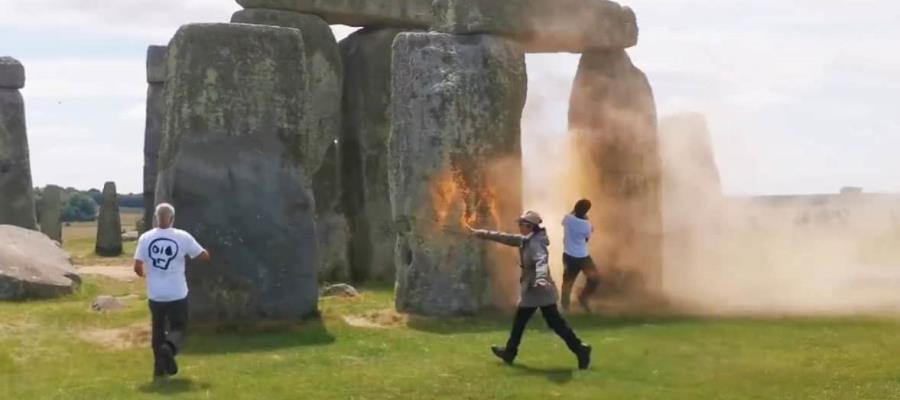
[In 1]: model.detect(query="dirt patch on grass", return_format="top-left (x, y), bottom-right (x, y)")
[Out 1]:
top-left (343, 309), bottom-right (409, 329)
top-left (77, 266), bottom-right (137, 282)
top-left (80, 323), bottom-right (149, 350)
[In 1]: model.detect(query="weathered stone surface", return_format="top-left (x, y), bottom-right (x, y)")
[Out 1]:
top-left (95, 181), bottom-right (123, 257)
top-left (39, 185), bottom-right (63, 243)
top-left (432, 0), bottom-right (638, 53)
top-left (0, 56), bottom-right (25, 89)
top-left (157, 23), bottom-right (330, 323)
top-left (321, 283), bottom-right (359, 297)
top-left (339, 28), bottom-right (404, 283)
top-left (569, 49), bottom-right (662, 296)
top-left (146, 45), bottom-right (167, 84)
top-left (143, 46), bottom-right (167, 232)
top-left (390, 33), bottom-right (526, 316)
top-left (0, 225), bottom-right (79, 300)
top-left (232, 9), bottom-right (349, 283)
top-left (0, 88), bottom-right (37, 230)
top-left (236, 0), bottom-right (431, 28)
top-left (91, 295), bottom-right (125, 312)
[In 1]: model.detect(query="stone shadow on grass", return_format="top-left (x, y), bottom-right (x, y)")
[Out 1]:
top-left (510, 364), bottom-right (574, 384)
top-left (138, 378), bottom-right (211, 394)
top-left (186, 317), bottom-right (336, 354)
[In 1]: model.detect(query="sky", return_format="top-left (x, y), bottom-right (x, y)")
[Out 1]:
top-left (0, 0), bottom-right (897, 195)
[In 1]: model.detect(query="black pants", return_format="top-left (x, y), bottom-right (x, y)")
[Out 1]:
top-left (506, 304), bottom-right (583, 355)
top-left (149, 298), bottom-right (188, 373)
top-left (561, 254), bottom-right (600, 308)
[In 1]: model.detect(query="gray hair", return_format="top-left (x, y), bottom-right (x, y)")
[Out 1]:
top-left (155, 203), bottom-right (175, 220)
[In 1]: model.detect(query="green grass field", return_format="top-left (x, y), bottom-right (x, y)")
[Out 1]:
top-left (63, 209), bottom-right (140, 266)
top-left (1, 274), bottom-right (899, 400)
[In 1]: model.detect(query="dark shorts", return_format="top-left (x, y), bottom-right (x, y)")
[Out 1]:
top-left (563, 253), bottom-right (596, 280)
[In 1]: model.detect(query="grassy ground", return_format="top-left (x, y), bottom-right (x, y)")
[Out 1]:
top-left (63, 210), bottom-right (141, 266)
top-left (1, 274), bottom-right (899, 400)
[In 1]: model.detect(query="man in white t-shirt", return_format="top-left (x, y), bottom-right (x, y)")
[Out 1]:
top-left (133, 203), bottom-right (210, 379)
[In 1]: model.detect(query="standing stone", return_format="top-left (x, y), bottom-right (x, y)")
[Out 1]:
top-left (390, 33), bottom-right (526, 316)
top-left (0, 56), bottom-right (37, 231)
top-left (143, 45), bottom-right (167, 232)
top-left (157, 23), bottom-right (333, 323)
top-left (231, 9), bottom-right (349, 284)
top-left (339, 28), bottom-right (404, 283)
top-left (236, 0), bottom-right (432, 28)
top-left (39, 185), bottom-right (63, 243)
top-left (95, 182), bottom-right (123, 257)
top-left (569, 49), bottom-right (662, 296)
top-left (432, 0), bottom-right (638, 53)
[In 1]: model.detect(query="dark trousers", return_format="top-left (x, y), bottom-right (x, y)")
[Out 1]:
top-left (149, 298), bottom-right (188, 373)
top-left (561, 254), bottom-right (600, 308)
top-left (506, 304), bottom-right (583, 354)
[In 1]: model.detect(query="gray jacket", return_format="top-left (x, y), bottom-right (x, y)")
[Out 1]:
top-left (475, 228), bottom-right (559, 308)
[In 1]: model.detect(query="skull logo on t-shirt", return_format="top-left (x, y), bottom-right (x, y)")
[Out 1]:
top-left (149, 238), bottom-right (180, 270)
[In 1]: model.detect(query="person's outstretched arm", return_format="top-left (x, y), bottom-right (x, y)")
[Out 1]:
top-left (468, 227), bottom-right (524, 247)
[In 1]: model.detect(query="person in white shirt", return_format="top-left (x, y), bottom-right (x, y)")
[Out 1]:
top-left (133, 203), bottom-right (210, 379)
top-left (561, 199), bottom-right (600, 312)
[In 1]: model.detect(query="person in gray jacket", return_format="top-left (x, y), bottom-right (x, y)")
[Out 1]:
top-left (468, 210), bottom-right (592, 369)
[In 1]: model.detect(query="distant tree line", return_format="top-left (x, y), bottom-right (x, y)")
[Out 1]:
top-left (33, 186), bottom-right (143, 222)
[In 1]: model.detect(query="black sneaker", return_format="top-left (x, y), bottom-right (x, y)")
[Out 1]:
top-left (491, 345), bottom-right (516, 365)
top-left (576, 344), bottom-right (592, 370)
top-left (159, 343), bottom-right (179, 376)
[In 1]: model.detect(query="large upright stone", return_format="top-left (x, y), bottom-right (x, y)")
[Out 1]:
top-left (143, 45), bottom-right (167, 232)
top-left (0, 56), bottom-right (37, 230)
top-left (231, 9), bottom-right (349, 283)
top-left (95, 181), bottom-right (123, 256)
top-left (569, 49), bottom-right (662, 297)
top-left (236, 0), bottom-right (431, 28)
top-left (432, 0), bottom-right (638, 53)
top-left (157, 23), bottom-right (332, 323)
top-left (339, 28), bottom-right (404, 283)
top-left (39, 185), bottom-right (63, 243)
top-left (391, 33), bottom-right (526, 316)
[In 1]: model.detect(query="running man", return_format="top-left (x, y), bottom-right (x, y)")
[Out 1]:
top-left (133, 203), bottom-right (210, 379)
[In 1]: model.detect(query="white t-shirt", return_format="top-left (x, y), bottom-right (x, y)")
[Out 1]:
top-left (562, 214), bottom-right (593, 258)
top-left (134, 227), bottom-right (205, 302)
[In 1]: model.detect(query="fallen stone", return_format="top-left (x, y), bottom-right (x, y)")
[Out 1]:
top-left (432, 0), bottom-right (638, 53)
top-left (121, 231), bottom-right (139, 242)
top-left (0, 85), bottom-right (37, 230)
top-left (38, 185), bottom-right (63, 243)
top-left (322, 283), bottom-right (359, 297)
top-left (91, 295), bottom-right (125, 312)
top-left (390, 33), bottom-right (526, 316)
top-left (0, 225), bottom-right (80, 300)
top-left (95, 182), bottom-right (123, 257)
top-left (143, 46), bottom-right (167, 232)
top-left (339, 28), bottom-right (404, 283)
top-left (236, 0), bottom-right (432, 28)
top-left (0, 56), bottom-right (25, 89)
top-left (569, 49), bottom-right (662, 296)
top-left (157, 23), bottom-right (328, 323)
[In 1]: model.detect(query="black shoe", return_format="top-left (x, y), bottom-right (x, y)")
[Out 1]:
top-left (159, 343), bottom-right (178, 376)
top-left (491, 345), bottom-right (516, 365)
top-left (576, 344), bottom-right (592, 370)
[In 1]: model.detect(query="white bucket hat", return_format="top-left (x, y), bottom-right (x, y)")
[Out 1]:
top-left (517, 210), bottom-right (543, 226)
